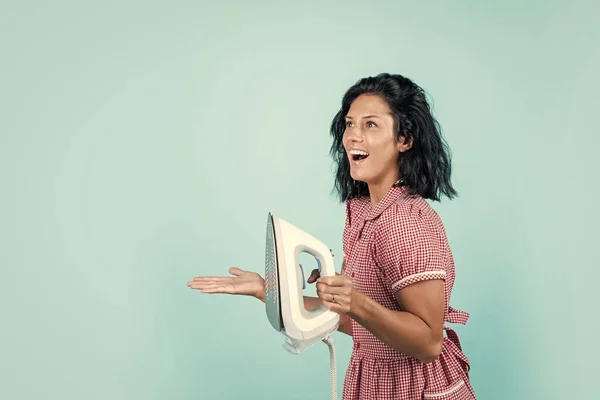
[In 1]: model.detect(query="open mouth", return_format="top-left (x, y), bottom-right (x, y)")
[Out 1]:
top-left (349, 149), bottom-right (369, 163)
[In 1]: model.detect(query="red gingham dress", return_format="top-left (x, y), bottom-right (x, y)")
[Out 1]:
top-left (341, 185), bottom-right (476, 399)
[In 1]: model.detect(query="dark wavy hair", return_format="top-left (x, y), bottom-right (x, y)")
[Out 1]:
top-left (329, 73), bottom-right (457, 202)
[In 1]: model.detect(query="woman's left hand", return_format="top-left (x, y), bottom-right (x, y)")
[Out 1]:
top-left (316, 275), bottom-right (362, 314)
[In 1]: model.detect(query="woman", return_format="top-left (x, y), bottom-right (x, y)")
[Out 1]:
top-left (188, 73), bottom-right (476, 399)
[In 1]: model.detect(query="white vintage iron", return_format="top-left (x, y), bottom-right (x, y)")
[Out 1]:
top-left (264, 212), bottom-right (340, 399)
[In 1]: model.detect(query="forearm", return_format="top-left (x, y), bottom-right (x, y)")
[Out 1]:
top-left (348, 292), bottom-right (442, 363)
top-left (302, 295), bottom-right (322, 310)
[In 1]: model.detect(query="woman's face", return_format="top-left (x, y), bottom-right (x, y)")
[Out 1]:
top-left (343, 94), bottom-right (411, 189)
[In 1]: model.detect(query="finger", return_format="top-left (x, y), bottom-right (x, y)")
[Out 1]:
top-left (316, 282), bottom-right (332, 295)
top-left (316, 282), bottom-right (346, 295)
top-left (317, 287), bottom-right (347, 306)
top-left (189, 282), bottom-right (231, 293)
top-left (228, 267), bottom-right (245, 276)
top-left (317, 275), bottom-right (347, 286)
top-left (316, 279), bottom-right (348, 292)
top-left (321, 299), bottom-right (344, 314)
top-left (188, 281), bottom-right (228, 290)
top-left (199, 286), bottom-right (229, 293)
top-left (191, 276), bottom-right (229, 282)
top-left (188, 278), bottom-right (232, 288)
top-left (316, 287), bottom-right (332, 300)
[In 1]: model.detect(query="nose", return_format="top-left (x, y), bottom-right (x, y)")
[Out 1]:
top-left (344, 125), bottom-right (364, 143)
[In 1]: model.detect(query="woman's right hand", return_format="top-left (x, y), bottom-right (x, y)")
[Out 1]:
top-left (188, 267), bottom-right (266, 301)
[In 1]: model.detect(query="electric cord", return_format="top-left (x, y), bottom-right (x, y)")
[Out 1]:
top-left (321, 335), bottom-right (337, 400)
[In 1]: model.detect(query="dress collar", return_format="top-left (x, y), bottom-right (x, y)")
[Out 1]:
top-left (361, 184), bottom-right (411, 221)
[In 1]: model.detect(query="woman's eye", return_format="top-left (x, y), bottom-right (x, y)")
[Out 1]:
top-left (346, 121), bottom-right (353, 127)
top-left (367, 121), bottom-right (376, 128)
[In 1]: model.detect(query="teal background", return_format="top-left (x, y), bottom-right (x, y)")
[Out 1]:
top-left (1, 1), bottom-right (598, 399)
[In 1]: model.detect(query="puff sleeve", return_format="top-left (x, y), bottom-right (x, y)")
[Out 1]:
top-left (374, 203), bottom-right (447, 294)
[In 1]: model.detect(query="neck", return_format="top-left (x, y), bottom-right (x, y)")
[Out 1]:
top-left (368, 176), bottom-right (402, 207)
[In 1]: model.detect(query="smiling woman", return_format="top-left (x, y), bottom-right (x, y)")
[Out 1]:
top-left (323, 73), bottom-right (475, 399)
top-left (189, 73), bottom-right (476, 400)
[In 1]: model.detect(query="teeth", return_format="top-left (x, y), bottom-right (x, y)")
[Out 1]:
top-left (349, 149), bottom-right (369, 156)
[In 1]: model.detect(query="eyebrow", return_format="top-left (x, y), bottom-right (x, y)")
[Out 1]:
top-left (345, 115), bottom-right (381, 120)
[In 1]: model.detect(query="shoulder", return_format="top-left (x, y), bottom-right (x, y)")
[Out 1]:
top-left (380, 194), bottom-right (434, 226)
top-left (375, 195), bottom-right (443, 243)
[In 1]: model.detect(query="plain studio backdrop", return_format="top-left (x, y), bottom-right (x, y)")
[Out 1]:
top-left (1, 1), bottom-right (598, 399)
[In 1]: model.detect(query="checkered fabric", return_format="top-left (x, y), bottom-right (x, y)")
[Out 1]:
top-left (341, 185), bottom-right (476, 399)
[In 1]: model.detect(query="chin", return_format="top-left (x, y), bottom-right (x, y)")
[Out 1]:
top-left (350, 171), bottom-right (371, 185)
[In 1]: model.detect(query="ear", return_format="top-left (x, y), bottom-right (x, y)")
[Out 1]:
top-left (396, 136), bottom-right (413, 153)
